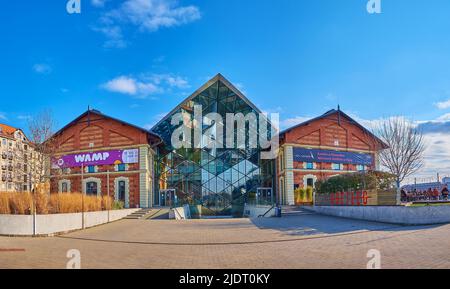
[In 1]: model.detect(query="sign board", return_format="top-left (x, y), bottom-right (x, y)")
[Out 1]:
top-left (53, 149), bottom-right (139, 168)
top-left (293, 148), bottom-right (373, 166)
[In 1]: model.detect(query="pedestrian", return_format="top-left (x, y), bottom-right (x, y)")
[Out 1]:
top-left (442, 186), bottom-right (449, 201)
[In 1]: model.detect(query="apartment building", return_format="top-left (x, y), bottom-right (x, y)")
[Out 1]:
top-left (0, 123), bottom-right (41, 192)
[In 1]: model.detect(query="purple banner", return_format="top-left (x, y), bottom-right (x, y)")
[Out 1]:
top-left (53, 149), bottom-right (139, 168)
top-left (293, 148), bottom-right (373, 166)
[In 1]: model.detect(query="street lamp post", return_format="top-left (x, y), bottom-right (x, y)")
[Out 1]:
top-left (107, 170), bottom-right (110, 223)
top-left (81, 164), bottom-right (84, 229)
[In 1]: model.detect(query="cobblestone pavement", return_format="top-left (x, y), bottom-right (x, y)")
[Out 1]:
top-left (1, 210), bottom-right (449, 269)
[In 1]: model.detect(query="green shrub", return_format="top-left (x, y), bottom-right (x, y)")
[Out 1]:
top-left (315, 171), bottom-right (396, 194)
top-left (112, 201), bottom-right (125, 210)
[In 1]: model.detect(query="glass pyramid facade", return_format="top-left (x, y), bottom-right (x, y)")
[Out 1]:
top-left (152, 75), bottom-right (275, 217)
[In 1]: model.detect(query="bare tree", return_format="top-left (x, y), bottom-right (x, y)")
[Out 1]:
top-left (27, 110), bottom-right (57, 193)
top-left (375, 117), bottom-right (426, 203)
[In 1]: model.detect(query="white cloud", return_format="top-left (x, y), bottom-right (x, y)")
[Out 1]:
top-left (421, 133), bottom-right (450, 176)
top-left (33, 64), bottom-right (52, 74)
top-left (101, 73), bottom-right (189, 98)
top-left (348, 114), bottom-right (450, 180)
top-left (92, 25), bottom-right (127, 48)
top-left (102, 76), bottom-right (161, 97)
top-left (113, 0), bottom-right (201, 32)
top-left (102, 76), bottom-right (138, 95)
top-left (94, 0), bottom-right (201, 47)
top-left (280, 116), bottom-right (312, 130)
top-left (434, 99), bottom-right (450, 110)
top-left (147, 74), bottom-right (190, 89)
top-left (91, 0), bottom-right (108, 7)
top-left (436, 113), bottom-right (450, 122)
top-left (17, 115), bottom-right (31, 120)
top-left (0, 113), bottom-right (7, 121)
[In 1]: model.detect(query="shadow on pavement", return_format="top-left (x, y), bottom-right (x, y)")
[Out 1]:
top-left (250, 209), bottom-right (443, 237)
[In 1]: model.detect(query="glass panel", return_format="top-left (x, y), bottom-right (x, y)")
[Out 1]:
top-left (153, 80), bottom-right (275, 217)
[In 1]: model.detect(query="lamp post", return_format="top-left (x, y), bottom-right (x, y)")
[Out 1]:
top-left (30, 171), bottom-right (36, 236)
top-left (81, 164), bottom-right (84, 229)
top-left (107, 170), bottom-right (110, 223)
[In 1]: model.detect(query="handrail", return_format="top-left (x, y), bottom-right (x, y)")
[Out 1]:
top-left (173, 207), bottom-right (184, 220)
top-left (258, 204), bottom-right (276, 218)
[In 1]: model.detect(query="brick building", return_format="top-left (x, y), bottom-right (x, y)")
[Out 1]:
top-left (277, 109), bottom-right (387, 205)
top-left (50, 109), bottom-right (161, 208)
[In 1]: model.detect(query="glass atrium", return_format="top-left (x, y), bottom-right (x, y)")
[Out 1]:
top-left (152, 75), bottom-right (276, 217)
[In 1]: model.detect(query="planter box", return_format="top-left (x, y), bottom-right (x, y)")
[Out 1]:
top-left (0, 209), bottom-right (139, 236)
top-left (315, 190), bottom-right (397, 206)
top-left (308, 205), bottom-right (450, 225)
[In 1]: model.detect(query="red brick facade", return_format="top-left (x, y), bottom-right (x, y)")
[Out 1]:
top-left (50, 110), bottom-right (160, 208)
top-left (277, 109), bottom-right (387, 205)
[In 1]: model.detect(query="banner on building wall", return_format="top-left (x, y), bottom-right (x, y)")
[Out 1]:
top-left (293, 148), bottom-right (373, 166)
top-left (53, 149), bottom-right (139, 168)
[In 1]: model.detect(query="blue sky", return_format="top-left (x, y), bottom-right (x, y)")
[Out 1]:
top-left (1, 0), bottom-right (450, 178)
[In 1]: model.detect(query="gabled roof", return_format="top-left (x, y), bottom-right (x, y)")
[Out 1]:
top-left (280, 109), bottom-right (388, 149)
top-left (52, 109), bottom-right (161, 143)
top-left (0, 123), bottom-right (18, 138)
top-left (151, 73), bottom-right (263, 130)
top-left (0, 123), bottom-right (29, 143)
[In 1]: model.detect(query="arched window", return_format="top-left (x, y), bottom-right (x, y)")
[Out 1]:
top-left (118, 181), bottom-right (126, 202)
top-left (62, 182), bottom-right (68, 193)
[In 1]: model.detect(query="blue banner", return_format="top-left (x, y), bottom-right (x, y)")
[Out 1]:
top-left (293, 148), bottom-right (373, 166)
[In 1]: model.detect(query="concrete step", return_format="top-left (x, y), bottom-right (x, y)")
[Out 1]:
top-left (146, 208), bottom-right (171, 220)
top-left (281, 206), bottom-right (314, 216)
top-left (124, 209), bottom-right (154, 220)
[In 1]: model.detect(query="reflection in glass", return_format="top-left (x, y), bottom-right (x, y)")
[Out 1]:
top-left (153, 79), bottom-right (275, 217)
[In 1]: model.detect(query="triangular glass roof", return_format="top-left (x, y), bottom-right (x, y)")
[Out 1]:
top-left (152, 74), bottom-right (268, 148)
top-left (152, 74), bottom-right (262, 131)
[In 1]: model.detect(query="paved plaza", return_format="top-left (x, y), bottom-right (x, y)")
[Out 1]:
top-left (1, 210), bottom-right (449, 269)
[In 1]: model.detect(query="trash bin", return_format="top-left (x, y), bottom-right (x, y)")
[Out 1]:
top-left (275, 206), bottom-right (282, 218)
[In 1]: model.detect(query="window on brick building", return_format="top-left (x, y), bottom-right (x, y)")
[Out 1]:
top-left (306, 162), bottom-right (314, 170)
top-left (332, 163), bottom-right (343, 171)
top-left (86, 182), bottom-right (98, 196)
top-left (118, 164), bottom-right (126, 172)
top-left (357, 165), bottom-right (366, 171)
top-left (62, 182), bottom-right (68, 193)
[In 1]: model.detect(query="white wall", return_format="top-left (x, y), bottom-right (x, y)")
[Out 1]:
top-left (310, 205), bottom-right (450, 225)
top-left (0, 209), bottom-right (139, 236)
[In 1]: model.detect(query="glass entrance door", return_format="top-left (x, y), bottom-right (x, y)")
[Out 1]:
top-left (160, 189), bottom-right (177, 207)
top-left (256, 188), bottom-right (273, 206)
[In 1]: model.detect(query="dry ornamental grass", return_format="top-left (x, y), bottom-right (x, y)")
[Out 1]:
top-left (0, 192), bottom-right (116, 215)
